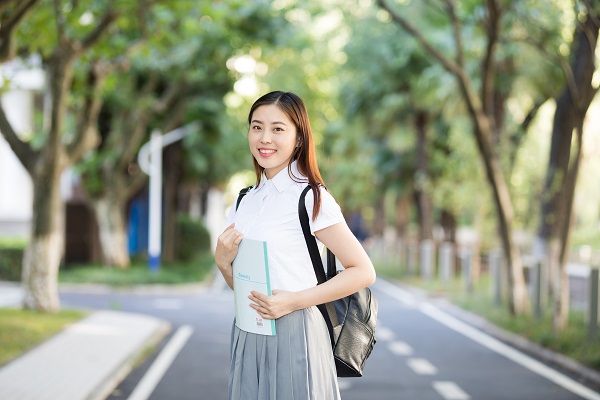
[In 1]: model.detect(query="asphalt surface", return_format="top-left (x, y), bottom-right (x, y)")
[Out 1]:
top-left (56, 278), bottom-right (600, 400)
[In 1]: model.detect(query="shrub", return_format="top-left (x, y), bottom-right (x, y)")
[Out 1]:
top-left (0, 245), bottom-right (25, 281)
top-left (176, 214), bottom-right (211, 262)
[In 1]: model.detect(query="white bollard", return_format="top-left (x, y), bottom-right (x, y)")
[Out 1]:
top-left (420, 239), bottom-right (434, 280)
top-left (439, 242), bottom-right (454, 282)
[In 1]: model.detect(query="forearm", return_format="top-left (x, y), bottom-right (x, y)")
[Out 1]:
top-left (294, 263), bottom-right (376, 310)
top-left (216, 262), bottom-right (234, 290)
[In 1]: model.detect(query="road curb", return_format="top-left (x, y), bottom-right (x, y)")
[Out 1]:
top-left (90, 317), bottom-right (172, 400)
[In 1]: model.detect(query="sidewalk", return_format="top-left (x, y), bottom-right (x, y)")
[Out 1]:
top-left (0, 286), bottom-right (170, 400)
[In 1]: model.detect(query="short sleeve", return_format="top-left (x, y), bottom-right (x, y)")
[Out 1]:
top-left (224, 204), bottom-right (236, 228)
top-left (304, 186), bottom-right (345, 235)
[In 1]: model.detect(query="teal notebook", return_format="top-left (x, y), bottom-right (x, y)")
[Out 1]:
top-left (232, 238), bottom-right (276, 336)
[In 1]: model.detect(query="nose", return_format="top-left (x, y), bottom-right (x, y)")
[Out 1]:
top-left (260, 130), bottom-right (272, 144)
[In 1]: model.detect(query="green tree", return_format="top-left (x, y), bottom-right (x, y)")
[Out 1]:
top-left (376, 0), bottom-right (566, 315)
top-left (66, 1), bottom-right (287, 267)
top-left (534, 1), bottom-right (600, 331)
top-left (0, 0), bottom-right (148, 312)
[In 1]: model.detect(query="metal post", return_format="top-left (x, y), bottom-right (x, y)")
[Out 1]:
top-left (148, 130), bottom-right (162, 272)
top-left (138, 123), bottom-right (198, 273)
top-left (589, 268), bottom-right (599, 341)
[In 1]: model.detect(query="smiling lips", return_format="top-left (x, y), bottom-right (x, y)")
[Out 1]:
top-left (259, 148), bottom-right (276, 157)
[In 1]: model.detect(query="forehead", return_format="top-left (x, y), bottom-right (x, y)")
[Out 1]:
top-left (251, 104), bottom-right (293, 125)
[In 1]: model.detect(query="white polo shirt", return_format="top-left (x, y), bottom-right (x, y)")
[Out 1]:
top-left (226, 162), bottom-right (345, 292)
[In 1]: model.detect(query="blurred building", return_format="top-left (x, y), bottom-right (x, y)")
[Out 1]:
top-left (0, 59), bottom-right (42, 239)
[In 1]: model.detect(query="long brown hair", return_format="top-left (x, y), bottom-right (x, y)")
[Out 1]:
top-left (248, 91), bottom-right (325, 220)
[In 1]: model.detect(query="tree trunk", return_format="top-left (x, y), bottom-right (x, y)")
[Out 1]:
top-left (459, 75), bottom-right (529, 315)
top-left (21, 163), bottom-right (64, 312)
top-left (414, 110), bottom-right (433, 241)
top-left (372, 196), bottom-right (386, 237)
top-left (163, 142), bottom-right (182, 263)
top-left (395, 193), bottom-right (411, 240)
top-left (91, 195), bottom-right (129, 268)
top-left (440, 209), bottom-right (457, 243)
top-left (535, 5), bottom-right (599, 330)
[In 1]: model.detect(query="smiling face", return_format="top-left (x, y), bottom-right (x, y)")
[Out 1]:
top-left (248, 104), bottom-right (298, 179)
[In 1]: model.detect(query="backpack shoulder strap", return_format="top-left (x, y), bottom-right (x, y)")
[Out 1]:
top-left (235, 186), bottom-right (253, 211)
top-left (298, 185), bottom-right (327, 284)
top-left (298, 184), bottom-right (338, 346)
top-left (298, 185), bottom-right (337, 282)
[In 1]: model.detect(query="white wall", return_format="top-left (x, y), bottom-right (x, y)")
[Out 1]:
top-left (0, 60), bottom-right (44, 238)
top-left (0, 90), bottom-right (34, 238)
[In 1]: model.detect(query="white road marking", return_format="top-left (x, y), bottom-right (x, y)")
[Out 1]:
top-left (407, 358), bottom-right (438, 375)
top-left (376, 326), bottom-right (395, 342)
top-left (127, 325), bottom-right (194, 400)
top-left (152, 298), bottom-right (183, 309)
top-left (388, 341), bottom-right (413, 356)
top-left (419, 303), bottom-right (600, 400)
top-left (373, 279), bottom-right (417, 307)
top-left (433, 381), bottom-right (471, 400)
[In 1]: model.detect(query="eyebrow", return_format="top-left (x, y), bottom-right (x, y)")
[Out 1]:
top-left (251, 119), bottom-right (288, 126)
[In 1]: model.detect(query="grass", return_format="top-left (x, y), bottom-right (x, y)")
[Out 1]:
top-left (0, 237), bottom-right (27, 247)
top-left (59, 252), bottom-right (215, 286)
top-left (0, 253), bottom-right (215, 369)
top-left (374, 260), bottom-right (600, 372)
top-left (0, 308), bottom-right (88, 367)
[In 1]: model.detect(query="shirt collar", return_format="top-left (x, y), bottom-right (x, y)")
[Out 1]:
top-left (256, 161), bottom-right (306, 193)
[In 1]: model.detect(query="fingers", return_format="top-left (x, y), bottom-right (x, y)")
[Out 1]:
top-left (249, 300), bottom-right (273, 320)
top-left (250, 290), bottom-right (266, 303)
top-left (218, 226), bottom-right (243, 247)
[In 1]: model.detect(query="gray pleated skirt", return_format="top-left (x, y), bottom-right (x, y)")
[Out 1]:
top-left (229, 306), bottom-right (341, 400)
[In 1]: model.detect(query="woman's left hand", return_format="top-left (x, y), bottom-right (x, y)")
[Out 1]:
top-left (248, 290), bottom-right (298, 320)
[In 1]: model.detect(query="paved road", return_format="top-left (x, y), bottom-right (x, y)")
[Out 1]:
top-left (60, 280), bottom-right (600, 400)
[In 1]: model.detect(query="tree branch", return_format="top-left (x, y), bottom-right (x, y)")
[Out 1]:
top-left (0, 102), bottom-right (37, 173)
top-left (79, 8), bottom-right (118, 52)
top-left (152, 81), bottom-right (183, 114)
top-left (440, 0), bottom-right (464, 67)
top-left (52, 0), bottom-right (66, 43)
top-left (481, 0), bottom-right (501, 129)
top-left (377, 0), bottom-right (463, 76)
top-left (66, 62), bottom-right (108, 162)
top-left (126, 169), bottom-right (148, 199)
top-left (0, 0), bottom-right (41, 62)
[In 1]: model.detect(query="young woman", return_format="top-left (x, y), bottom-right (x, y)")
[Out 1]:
top-left (215, 91), bottom-right (376, 400)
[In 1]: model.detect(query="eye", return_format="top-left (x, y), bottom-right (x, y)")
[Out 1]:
top-left (274, 127), bottom-right (284, 132)
top-left (251, 125), bottom-right (262, 131)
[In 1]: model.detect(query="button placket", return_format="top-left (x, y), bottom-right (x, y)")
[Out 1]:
top-left (258, 181), bottom-right (274, 214)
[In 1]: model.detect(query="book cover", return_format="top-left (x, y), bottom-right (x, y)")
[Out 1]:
top-left (232, 238), bottom-right (276, 336)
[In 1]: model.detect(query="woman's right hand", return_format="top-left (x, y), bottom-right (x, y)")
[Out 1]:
top-left (215, 223), bottom-right (243, 288)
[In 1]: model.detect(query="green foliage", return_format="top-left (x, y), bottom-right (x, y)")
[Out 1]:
top-left (0, 242), bottom-right (25, 282)
top-left (175, 214), bottom-right (211, 262)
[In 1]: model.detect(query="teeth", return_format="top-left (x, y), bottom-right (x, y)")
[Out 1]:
top-left (260, 149), bottom-right (276, 154)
